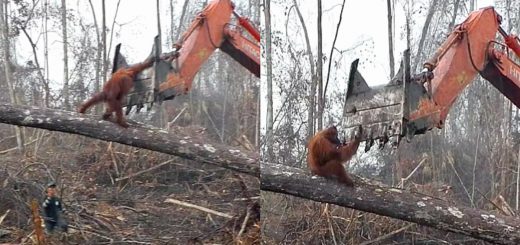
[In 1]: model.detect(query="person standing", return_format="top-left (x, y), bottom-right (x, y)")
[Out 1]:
top-left (42, 182), bottom-right (68, 233)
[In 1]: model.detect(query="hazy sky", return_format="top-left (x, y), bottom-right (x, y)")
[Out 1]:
top-left (13, 0), bottom-right (498, 132)
top-left (14, 0), bottom-right (494, 92)
top-left (266, 0), bottom-right (494, 86)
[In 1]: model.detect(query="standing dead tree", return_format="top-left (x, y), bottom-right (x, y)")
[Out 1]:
top-left (262, 162), bottom-right (520, 245)
top-left (0, 104), bottom-right (258, 177)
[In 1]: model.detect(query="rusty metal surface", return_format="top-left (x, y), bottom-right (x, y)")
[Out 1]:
top-left (159, 0), bottom-right (233, 96)
top-left (113, 0), bottom-right (260, 113)
top-left (343, 84), bottom-right (404, 114)
top-left (114, 36), bottom-right (171, 114)
top-left (340, 7), bottom-right (518, 151)
top-left (431, 7), bottom-right (500, 120)
top-left (342, 51), bottom-right (411, 150)
top-left (481, 46), bottom-right (520, 108)
top-left (221, 25), bottom-right (261, 77)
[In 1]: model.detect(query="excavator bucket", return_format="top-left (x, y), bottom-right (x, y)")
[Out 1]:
top-left (341, 50), bottom-right (430, 151)
top-left (105, 0), bottom-right (259, 119)
top-left (112, 36), bottom-right (174, 115)
top-left (341, 7), bottom-right (520, 151)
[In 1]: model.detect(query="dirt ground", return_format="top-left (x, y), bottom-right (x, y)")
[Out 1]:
top-left (0, 132), bottom-right (259, 245)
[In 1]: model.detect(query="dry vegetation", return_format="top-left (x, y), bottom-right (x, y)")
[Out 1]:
top-left (262, 0), bottom-right (520, 243)
top-left (262, 188), bottom-right (503, 245)
top-left (0, 0), bottom-right (260, 243)
top-left (0, 126), bottom-right (259, 245)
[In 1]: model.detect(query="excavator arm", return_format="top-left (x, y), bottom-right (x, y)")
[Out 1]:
top-left (481, 27), bottom-right (520, 107)
top-left (342, 7), bottom-right (520, 151)
top-left (112, 0), bottom-right (260, 113)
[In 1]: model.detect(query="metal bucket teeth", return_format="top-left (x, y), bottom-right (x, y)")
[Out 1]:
top-left (341, 50), bottom-right (412, 151)
top-left (125, 105), bottom-right (133, 115)
top-left (116, 35), bottom-right (173, 116)
top-left (136, 104), bottom-right (144, 113)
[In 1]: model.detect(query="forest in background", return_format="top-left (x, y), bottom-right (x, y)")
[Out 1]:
top-left (261, 0), bottom-right (520, 244)
top-left (0, 0), bottom-right (260, 244)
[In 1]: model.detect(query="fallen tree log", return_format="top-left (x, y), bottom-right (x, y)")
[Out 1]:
top-left (0, 104), bottom-right (258, 177)
top-left (261, 162), bottom-right (520, 245)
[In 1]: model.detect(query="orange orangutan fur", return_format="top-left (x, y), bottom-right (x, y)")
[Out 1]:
top-left (78, 59), bottom-right (154, 127)
top-left (307, 126), bottom-right (361, 186)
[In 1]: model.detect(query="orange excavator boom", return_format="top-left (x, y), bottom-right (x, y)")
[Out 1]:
top-left (341, 7), bottom-right (520, 151)
top-left (112, 0), bottom-right (260, 113)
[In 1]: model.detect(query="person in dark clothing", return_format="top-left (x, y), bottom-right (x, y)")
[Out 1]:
top-left (42, 182), bottom-right (68, 233)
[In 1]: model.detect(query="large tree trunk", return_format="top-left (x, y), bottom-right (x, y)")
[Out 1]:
top-left (516, 146), bottom-right (520, 210)
top-left (0, 104), bottom-right (259, 177)
top-left (412, 0), bottom-right (439, 72)
top-left (20, 28), bottom-right (46, 108)
top-left (324, 0), bottom-right (346, 115)
top-left (1, 0), bottom-right (25, 153)
top-left (387, 0), bottom-right (395, 78)
top-left (169, 0), bottom-right (175, 46)
top-left (264, 0), bottom-right (274, 161)
top-left (61, 0), bottom-right (70, 110)
top-left (156, 0), bottom-right (165, 128)
top-left (447, 0), bottom-right (460, 31)
top-left (43, 0), bottom-right (50, 107)
top-left (174, 0), bottom-right (190, 42)
top-left (261, 162), bottom-right (520, 245)
top-left (317, 0), bottom-right (323, 129)
top-left (102, 0), bottom-right (107, 84)
top-left (106, 0), bottom-right (122, 77)
top-left (88, 0), bottom-right (102, 114)
top-left (292, 0), bottom-right (316, 139)
top-left (252, 0), bottom-right (259, 148)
